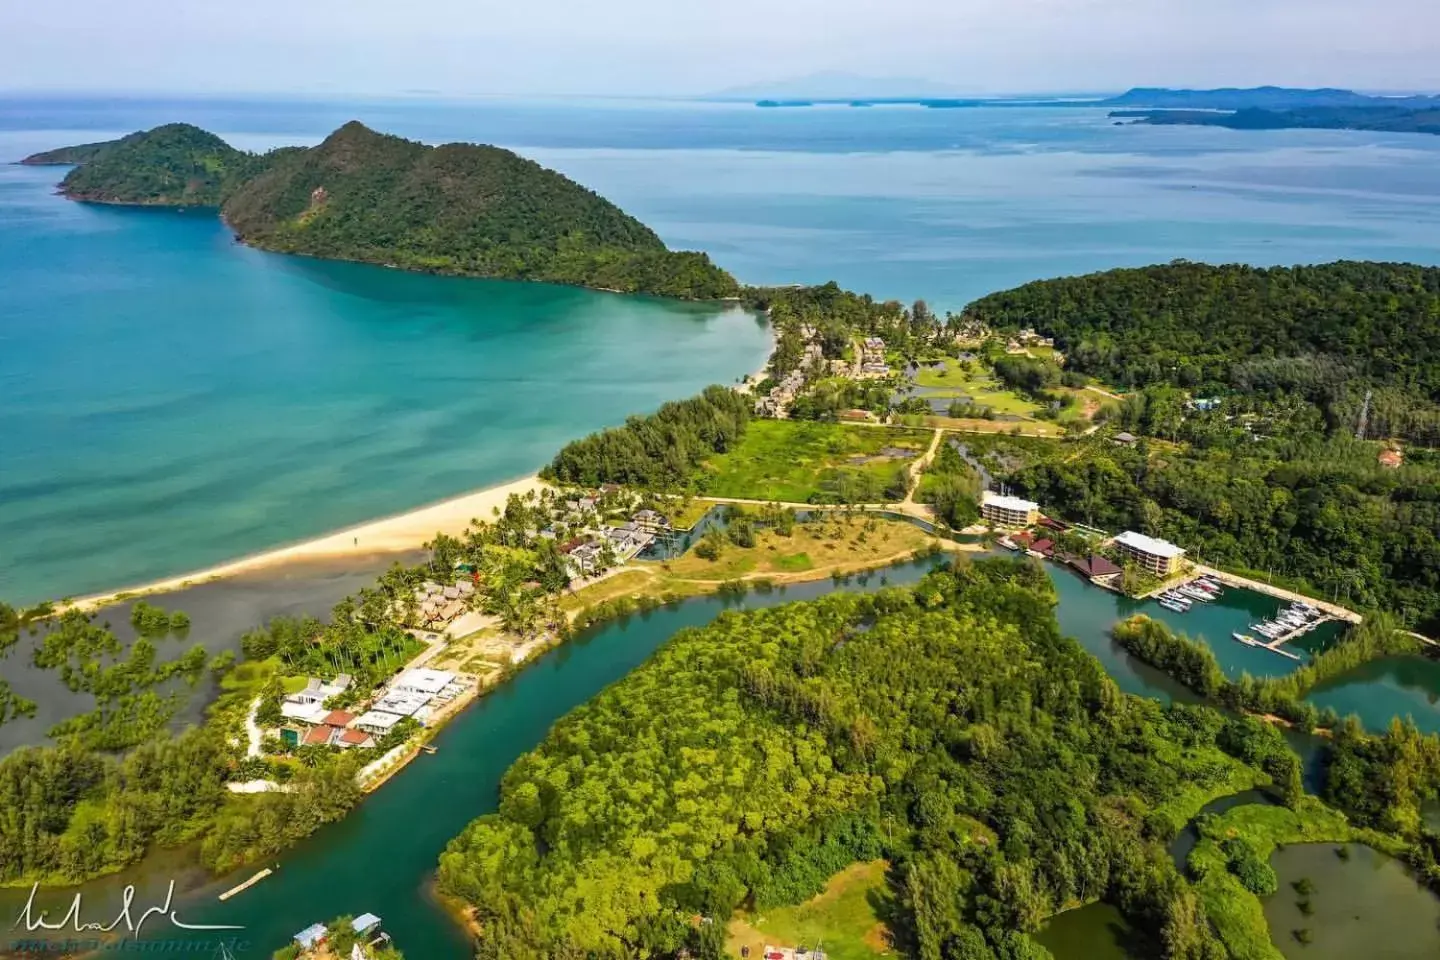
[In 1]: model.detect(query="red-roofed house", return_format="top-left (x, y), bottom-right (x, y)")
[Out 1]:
top-left (1012, 530), bottom-right (1036, 548)
top-left (1029, 538), bottom-right (1055, 557)
top-left (322, 710), bottom-right (355, 728)
top-left (338, 729), bottom-right (376, 749)
top-left (1379, 449), bottom-right (1404, 469)
top-left (303, 726), bottom-right (334, 746)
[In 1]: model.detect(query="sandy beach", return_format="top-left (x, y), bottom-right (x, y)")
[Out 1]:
top-left (61, 475), bottom-right (551, 612)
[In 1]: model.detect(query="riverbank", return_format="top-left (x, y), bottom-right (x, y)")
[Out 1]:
top-left (56, 475), bottom-right (550, 613)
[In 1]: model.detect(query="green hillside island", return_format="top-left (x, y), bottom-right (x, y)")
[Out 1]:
top-left (24, 121), bottom-right (737, 299)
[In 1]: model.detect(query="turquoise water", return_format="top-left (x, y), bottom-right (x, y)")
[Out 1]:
top-left (7, 97), bottom-right (1440, 603)
top-left (1308, 656), bottom-right (1440, 735)
top-left (0, 145), bottom-right (769, 604)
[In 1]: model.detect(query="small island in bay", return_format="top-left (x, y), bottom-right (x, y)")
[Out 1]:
top-left (22, 121), bottom-right (738, 299)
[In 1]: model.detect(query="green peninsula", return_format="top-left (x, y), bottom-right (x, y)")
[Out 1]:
top-left (24, 121), bottom-right (738, 299)
top-left (32, 123), bottom-right (267, 206)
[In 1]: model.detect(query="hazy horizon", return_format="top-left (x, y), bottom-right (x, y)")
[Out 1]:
top-left (3, 0), bottom-right (1437, 98)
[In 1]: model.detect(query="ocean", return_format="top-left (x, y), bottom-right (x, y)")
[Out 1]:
top-left (4, 95), bottom-right (1440, 604)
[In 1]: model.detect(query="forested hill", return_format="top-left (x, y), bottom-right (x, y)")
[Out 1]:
top-left (26, 121), bottom-right (738, 299)
top-left (221, 121), bottom-right (737, 298)
top-left (39, 123), bottom-right (266, 206)
top-left (963, 261), bottom-right (1440, 402)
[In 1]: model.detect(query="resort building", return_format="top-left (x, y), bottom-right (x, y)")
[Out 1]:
top-left (981, 491), bottom-right (1040, 528)
top-left (1113, 531), bottom-right (1186, 577)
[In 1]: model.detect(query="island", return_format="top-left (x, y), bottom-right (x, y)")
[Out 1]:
top-left (1103, 86), bottom-right (1440, 136)
top-left (21, 122), bottom-right (738, 299)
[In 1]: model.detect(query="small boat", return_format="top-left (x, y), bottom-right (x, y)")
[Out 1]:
top-left (1233, 632), bottom-right (1262, 647)
top-left (1179, 586), bottom-right (1213, 602)
top-left (1159, 599), bottom-right (1189, 613)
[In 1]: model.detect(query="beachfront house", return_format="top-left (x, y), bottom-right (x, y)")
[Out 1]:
top-left (981, 491), bottom-right (1040, 528)
top-left (354, 710), bottom-right (406, 737)
top-left (1113, 531), bottom-right (1186, 577)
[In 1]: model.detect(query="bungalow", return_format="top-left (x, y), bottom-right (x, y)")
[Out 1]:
top-left (352, 913), bottom-right (383, 936)
top-left (1028, 538), bottom-right (1055, 558)
top-left (302, 725), bottom-right (336, 747)
top-left (1113, 431), bottom-right (1138, 446)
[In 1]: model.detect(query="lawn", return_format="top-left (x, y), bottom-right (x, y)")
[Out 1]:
top-left (911, 361), bottom-right (1041, 417)
top-left (698, 420), bottom-right (929, 503)
top-left (727, 860), bottom-right (895, 960)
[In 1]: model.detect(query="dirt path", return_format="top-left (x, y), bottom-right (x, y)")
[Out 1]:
top-left (899, 428), bottom-right (944, 510)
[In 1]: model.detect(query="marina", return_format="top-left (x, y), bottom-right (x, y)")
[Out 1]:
top-left (1147, 572), bottom-right (1347, 664)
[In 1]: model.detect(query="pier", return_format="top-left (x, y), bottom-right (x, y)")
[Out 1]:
top-left (218, 867), bottom-right (273, 901)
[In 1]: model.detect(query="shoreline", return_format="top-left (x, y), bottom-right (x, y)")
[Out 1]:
top-left (59, 474), bottom-right (550, 613)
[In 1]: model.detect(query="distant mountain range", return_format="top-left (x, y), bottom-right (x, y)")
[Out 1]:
top-left (708, 71), bottom-right (967, 101)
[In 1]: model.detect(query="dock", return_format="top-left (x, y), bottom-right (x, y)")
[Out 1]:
top-left (218, 867), bottom-right (273, 901)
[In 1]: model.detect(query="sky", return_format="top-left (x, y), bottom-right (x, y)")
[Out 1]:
top-left (1, 0), bottom-right (1436, 97)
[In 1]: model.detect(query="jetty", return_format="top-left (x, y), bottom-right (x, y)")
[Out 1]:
top-left (218, 866), bottom-right (273, 901)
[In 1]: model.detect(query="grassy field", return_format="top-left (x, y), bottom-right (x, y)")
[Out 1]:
top-left (727, 860), bottom-right (895, 960)
top-left (553, 515), bottom-right (956, 621)
top-left (699, 420), bottom-right (929, 503)
top-left (658, 515), bottom-right (935, 582)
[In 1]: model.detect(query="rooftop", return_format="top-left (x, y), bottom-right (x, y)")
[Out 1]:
top-left (394, 668), bottom-right (454, 694)
top-left (982, 491), bottom-right (1039, 512)
top-left (1114, 530), bottom-right (1186, 559)
top-left (354, 710), bottom-right (405, 730)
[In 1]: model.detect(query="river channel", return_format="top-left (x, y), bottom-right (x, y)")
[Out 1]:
top-left (5, 551), bottom-right (1438, 958)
